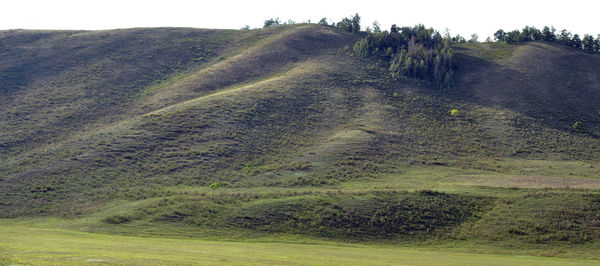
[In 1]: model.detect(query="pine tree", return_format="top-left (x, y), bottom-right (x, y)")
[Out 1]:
top-left (542, 26), bottom-right (556, 41)
top-left (558, 29), bottom-right (572, 46)
top-left (572, 34), bottom-right (582, 49)
top-left (318, 18), bottom-right (329, 25)
top-left (582, 34), bottom-right (596, 52)
top-left (351, 13), bottom-right (361, 33)
top-left (372, 21), bottom-right (381, 33)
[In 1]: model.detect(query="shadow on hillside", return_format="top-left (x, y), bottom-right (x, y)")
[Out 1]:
top-left (452, 53), bottom-right (600, 138)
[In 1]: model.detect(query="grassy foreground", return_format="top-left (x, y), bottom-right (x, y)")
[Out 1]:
top-left (1, 222), bottom-right (598, 265)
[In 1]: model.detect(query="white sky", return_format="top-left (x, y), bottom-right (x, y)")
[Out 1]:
top-left (2, 0), bottom-right (599, 39)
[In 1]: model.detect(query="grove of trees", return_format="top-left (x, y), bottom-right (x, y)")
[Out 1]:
top-left (262, 15), bottom-right (600, 54)
top-left (336, 13), bottom-right (361, 33)
top-left (352, 24), bottom-right (457, 89)
top-left (261, 14), bottom-right (598, 89)
top-left (494, 26), bottom-right (600, 52)
top-left (263, 18), bottom-right (281, 28)
top-left (264, 14), bottom-right (361, 33)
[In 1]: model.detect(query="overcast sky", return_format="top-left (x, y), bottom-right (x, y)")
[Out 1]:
top-left (2, 0), bottom-right (599, 39)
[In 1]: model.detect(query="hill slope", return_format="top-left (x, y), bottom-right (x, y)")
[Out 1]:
top-left (1, 25), bottom-right (600, 255)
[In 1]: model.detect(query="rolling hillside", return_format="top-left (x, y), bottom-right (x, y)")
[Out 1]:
top-left (1, 24), bottom-right (600, 259)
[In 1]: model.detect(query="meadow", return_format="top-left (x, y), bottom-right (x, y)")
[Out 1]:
top-left (1, 220), bottom-right (599, 265)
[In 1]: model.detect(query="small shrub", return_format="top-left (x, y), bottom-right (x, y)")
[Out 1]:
top-left (392, 92), bottom-right (399, 97)
top-left (209, 182), bottom-right (223, 189)
top-left (285, 161), bottom-right (311, 171)
top-left (572, 121), bottom-right (583, 131)
top-left (242, 163), bottom-right (256, 174)
top-left (451, 109), bottom-right (459, 116)
top-left (102, 214), bottom-right (131, 224)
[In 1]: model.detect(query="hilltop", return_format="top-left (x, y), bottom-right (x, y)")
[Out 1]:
top-left (1, 24), bottom-right (600, 259)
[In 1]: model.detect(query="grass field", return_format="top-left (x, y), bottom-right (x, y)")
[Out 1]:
top-left (1, 222), bottom-right (598, 265)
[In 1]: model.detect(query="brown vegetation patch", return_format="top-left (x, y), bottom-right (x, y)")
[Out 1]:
top-left (451, 174), bottom-right (600, 189)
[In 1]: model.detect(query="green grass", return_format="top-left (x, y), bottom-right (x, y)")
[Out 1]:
top-left (1, 222), bottom-right (598, 265)
top-left (455, 42), bottom-right (516, 62)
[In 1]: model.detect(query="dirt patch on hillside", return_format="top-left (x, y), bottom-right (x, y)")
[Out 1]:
top-left (451, 174), bottom-right (600, 189)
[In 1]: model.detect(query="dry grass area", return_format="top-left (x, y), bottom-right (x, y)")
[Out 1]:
top-left (451, 174), bottom-right (600, 189)
top-left (2, 25), bottom-right (600, 215)
top-left (456, 42), bottom-right (600, 134)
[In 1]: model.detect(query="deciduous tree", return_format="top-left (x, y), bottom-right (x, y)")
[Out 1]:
top-left (494, 29), bottom-right (506, 41)
top-left (468, 33), bottom-right (479, 43)
top-left (263, 18), bottom-right (280, 28)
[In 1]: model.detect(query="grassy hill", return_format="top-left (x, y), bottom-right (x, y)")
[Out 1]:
top-left (1, 24), bottom-right (600, 260)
